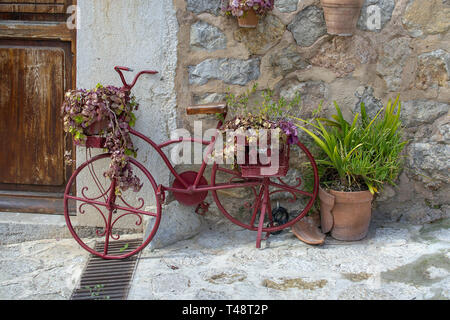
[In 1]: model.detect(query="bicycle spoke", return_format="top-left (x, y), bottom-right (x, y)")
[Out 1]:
top-left (65, 195), bottom-right (109, 208)
top-left (112, 204), bottom-right (158, 217)
top-left (268, 180), bottom-right (313, 198)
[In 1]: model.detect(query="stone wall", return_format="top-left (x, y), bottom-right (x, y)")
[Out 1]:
top-left (173, 0), bottom-right (450, 224)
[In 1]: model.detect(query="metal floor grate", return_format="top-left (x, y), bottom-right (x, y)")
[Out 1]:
top-left (71, 239), bottom-right (142, 300)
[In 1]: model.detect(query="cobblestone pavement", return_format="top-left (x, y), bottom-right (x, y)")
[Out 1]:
top-left (1, 218), bottom-right (449, 300)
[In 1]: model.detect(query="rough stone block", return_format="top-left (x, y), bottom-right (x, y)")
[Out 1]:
top-left (357, 0), bottom-right (395, 32)
top-left (186, 0), bottom-right (221, 15)
top-left (190, 21), bottom-right (227, 51)
top-left (402, 0), bottom-right (450, 37)
top-left (188, 58), bottom-right (261, 85)
top-left (415, 50), bottom-right (450, 90)
top-left (287, 5), bottom-right (327, 47)
top-left (275, 0), bottom-right (298, 13)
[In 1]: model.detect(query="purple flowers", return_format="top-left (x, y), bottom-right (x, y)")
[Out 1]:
top-left (221, 0), bottom-right (274, 17)
top-left (277, 120), bottom-right (299, 145)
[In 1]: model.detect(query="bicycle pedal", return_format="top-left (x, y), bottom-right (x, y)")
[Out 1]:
top-left (195, 202), bottom-right (210, 216)
top-left (157, 185), bottom-right (166, 204)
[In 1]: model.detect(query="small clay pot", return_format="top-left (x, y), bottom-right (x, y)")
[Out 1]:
top-left (319, 187), bottom-right (373, 241)
top-left (237, 9), bottom-right (259, 28)
top-left (321, 0), bottom-right (364, 36)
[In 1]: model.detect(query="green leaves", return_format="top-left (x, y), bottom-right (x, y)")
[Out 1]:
top-left (295, 96), bottom-right (406, 194)
top-left (119, 243), bottom-right (129, 252)
top-left (225, 83), bottom-right (301, 121)
top-left (74, 130), bottom-right (86, 141)
top-left (74, 115), bottom-right (84, 124)
top-left (128, 112), bottom-right (137, 127)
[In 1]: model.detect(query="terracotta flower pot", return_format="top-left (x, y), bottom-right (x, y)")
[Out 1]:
top-left (321, 0), bottom-right (364, 36)
top-left (319, 187), bottom-right (373, 241)
top-left (238, 8), bottom-right (259, 28)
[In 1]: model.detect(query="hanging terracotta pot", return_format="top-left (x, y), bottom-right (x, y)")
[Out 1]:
top-left (319, 187), bottom-right (373, 241)
top-left (321, 0), bottom-right (364, 36)
top-left (237, 8), bottom-right (259, 28)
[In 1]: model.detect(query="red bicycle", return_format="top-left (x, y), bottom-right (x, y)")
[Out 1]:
top-left (64, 67), bottom-right (319, 259)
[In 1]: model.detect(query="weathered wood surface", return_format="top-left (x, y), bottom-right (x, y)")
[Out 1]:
top-left (0, 0), bottom-right (74, 21)
top-left (0, 45), bottom-right (65, 186)
top-left (0, 1), bottom-right (75, 213)
top-left (187, 103), bottom-right (228, 115)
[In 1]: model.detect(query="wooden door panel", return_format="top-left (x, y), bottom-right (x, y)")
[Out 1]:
top-left (0, 0), bottom-right (75, 214)
top-left (0, 45), bottom-right (65, 186)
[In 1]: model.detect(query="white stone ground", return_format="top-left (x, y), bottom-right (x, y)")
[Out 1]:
top-left (129, 217), bottom-right (450, 300)
top-left (0, 238), bottom-right (91, 300)
top-left (1, 217), bottom-right (449, 300)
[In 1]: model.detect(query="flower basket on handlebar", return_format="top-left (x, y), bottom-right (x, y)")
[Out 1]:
top-left (73, 135), bottom-right (107, 149)
top-left (61, 83), bottom-right (141, 193)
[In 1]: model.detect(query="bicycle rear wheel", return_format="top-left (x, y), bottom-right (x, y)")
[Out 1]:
top-left (211, 141), bottom-right (319, 247)
top-left (64, 153), bottom-right (161, 259)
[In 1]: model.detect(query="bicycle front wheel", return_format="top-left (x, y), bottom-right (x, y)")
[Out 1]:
top-left (64, 153), bottom-right (162, 260)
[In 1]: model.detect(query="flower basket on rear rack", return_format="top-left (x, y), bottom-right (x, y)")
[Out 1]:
top-left (240, 136), bottom-right (291, 178)
top-left (217, 84), bottom-right (301, 179)
top-left (218, 116), bottom-right (298, 179)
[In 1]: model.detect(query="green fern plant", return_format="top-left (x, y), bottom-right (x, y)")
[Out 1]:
top-left (295, 96), bottom-right (406, 194)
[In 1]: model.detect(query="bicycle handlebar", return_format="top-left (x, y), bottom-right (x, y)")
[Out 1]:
top-left (114, 66), bottom-right (158, 91)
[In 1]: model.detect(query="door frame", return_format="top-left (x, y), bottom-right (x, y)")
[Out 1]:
top-left (0, 3), bottom-right (77, 214)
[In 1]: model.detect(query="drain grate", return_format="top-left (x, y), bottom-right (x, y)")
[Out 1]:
top-left (71, 239), bottom-right (142, 300)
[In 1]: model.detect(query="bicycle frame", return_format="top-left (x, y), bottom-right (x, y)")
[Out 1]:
top-left (70, 66), bottom-right (319, 252)
top-left (128, 123), bottom-right (262, 201)
top-left (114, 66), bottom-right (264, 202)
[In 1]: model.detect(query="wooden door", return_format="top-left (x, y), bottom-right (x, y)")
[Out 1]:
top-left (0, 0), bottom-right (76, 214)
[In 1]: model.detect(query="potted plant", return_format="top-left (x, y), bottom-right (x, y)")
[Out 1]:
top-left (321, 0), bottom-right (364, 36)
top-left (216, 84), bottom-right (301, 176)
top-left (61, 84), bottom-right (142, 194)
top-left (221, 0), bottom-right (275, 28)
top-left (296, 97), bottom-right (406, 240)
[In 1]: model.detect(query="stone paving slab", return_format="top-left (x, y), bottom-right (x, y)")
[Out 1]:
top-left (0, 212), bottom-right (73, 245)
top-left (0, 218), bottom-right (449, 300)
top-left (0, 238), bottom-right (90, 300)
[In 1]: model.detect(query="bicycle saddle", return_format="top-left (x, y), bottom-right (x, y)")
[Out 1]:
top-left (187, 103), bottom-right (228, 115)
